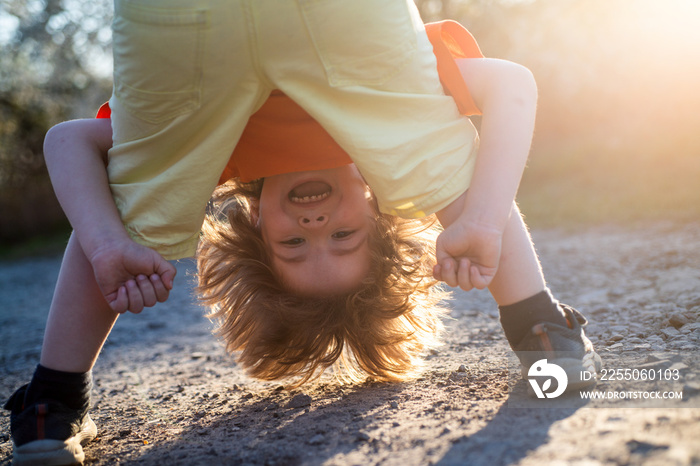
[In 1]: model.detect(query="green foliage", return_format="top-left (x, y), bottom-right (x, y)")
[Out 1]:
top-left (0, 0), bottom-right (112, 242)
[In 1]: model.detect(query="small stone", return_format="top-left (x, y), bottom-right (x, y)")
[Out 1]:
top-left (191, 352), bottom-right (206, 360)
top-left (389, 401), bottom-right (399, 409)
top-left (669, 314), bottom-right (689, 329)
top-left (661, 327), bottom-right (680, 339)
top-left (308, 434), bottom-right (325, 445)
top-left (669, 340), bottom-right (692, 350)
top-left (286, 393), bottom-right (312, 409)
top-left (606, 343), bottom-right (623, 350)
top-left (355, 432), bottom-right (370, 442)
top-left (668, 362), bottom-right (689, 372)
top-left (646, 353), bottom-right (669, 363)
top-left (457, 364), bottom-right (468, 373)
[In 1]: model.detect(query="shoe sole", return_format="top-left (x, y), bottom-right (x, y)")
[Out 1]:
top-left (12, 415), bottom-right (97, 466)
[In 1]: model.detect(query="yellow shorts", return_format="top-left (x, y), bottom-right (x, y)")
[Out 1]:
top-left (109, 0), bottom-right (478, 259)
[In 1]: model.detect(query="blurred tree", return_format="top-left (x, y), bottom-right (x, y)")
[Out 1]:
top-left (0, 0), bottom-right (113, 244)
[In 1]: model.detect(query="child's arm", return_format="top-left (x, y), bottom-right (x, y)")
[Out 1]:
top-left (435, 58), bottom-right (538, 291)
top-left (43, 118), bottom-right (176, 313)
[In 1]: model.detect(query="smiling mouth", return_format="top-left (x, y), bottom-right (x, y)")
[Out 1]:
top-left (289, 181), bottom-right (332, 204)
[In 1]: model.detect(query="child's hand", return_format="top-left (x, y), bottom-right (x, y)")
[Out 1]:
top-left (434, 220), bottom-right (502, 291)
top-left (88, 239), bottom-right (177, 314)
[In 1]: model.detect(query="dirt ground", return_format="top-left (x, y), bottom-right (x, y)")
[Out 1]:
top-left (1, 221), bottom-right (699, 466)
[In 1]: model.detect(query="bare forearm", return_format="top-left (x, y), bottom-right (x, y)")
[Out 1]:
top-left (44, 118), bottom-right (177, 313)
top-left (44, 119), bottom-right (126, 258)
top-left (433, 58), bottom-right (538, 291)
top-left (439, 58), bottom-right (537, 232)
top-left (466, 71), bottom-right (536, 227)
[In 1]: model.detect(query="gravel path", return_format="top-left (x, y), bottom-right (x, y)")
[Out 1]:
top-left (1, 221), bottom-right (699, 465)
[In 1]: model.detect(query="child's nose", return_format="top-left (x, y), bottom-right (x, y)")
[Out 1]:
top-left (299, 214), bottom-right (328, 228)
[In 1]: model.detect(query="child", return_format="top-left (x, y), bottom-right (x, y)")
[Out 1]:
top-left (4, 20), bottom-right (601, 466)
top-left (194, 22), bottom-right (602, 385)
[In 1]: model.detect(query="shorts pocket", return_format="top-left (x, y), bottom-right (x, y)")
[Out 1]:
top-left (112, 0), bottom-right (208, 124)
top-left (299, 0), bottom-right (418, 87)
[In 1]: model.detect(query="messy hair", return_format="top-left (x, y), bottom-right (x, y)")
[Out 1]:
top-left (196, 178), bottom-right (450, 386)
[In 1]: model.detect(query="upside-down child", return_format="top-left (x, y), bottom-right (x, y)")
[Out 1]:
top-left (4, 20), bottom-right (600, 466)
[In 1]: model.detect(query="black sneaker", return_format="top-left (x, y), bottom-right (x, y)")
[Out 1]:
top-left (4, 384), bottom-right (97, 466)
top-left (512, 304), bottom-right (602, 392)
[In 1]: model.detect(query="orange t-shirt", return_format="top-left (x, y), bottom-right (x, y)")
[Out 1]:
top-left (97, 20), bottom-right (483, 185)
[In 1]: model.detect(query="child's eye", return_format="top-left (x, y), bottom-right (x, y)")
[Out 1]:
top-left (332, 230), bottom-right (354, 239)
top-left (281, 238), bottom-right (305, 246)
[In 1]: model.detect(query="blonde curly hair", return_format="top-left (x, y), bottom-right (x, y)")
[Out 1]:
top-left (196, 178), bottom-right (450, 386)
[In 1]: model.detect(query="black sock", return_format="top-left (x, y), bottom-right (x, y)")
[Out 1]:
top-left (23, 364), bottom-right (92, 411)
top-left (498, 289), bottom-right (567, 346)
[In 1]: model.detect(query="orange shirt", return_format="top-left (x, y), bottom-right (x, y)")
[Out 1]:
top-left (97, 20), bottom-right (483, 185)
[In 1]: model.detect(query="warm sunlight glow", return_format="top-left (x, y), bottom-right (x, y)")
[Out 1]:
top-left (522, 0), bottom-right (700, 148)
top-left (598, 0), bottom-right (700, 123)
top-left (607, 0), bottom-right (700, 62)
top-left (501, 0), bottom-right (700, 224)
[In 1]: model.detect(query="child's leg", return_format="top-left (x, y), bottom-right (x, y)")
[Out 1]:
top-left (488, 205), bottom-right (601, 388)
top-left (486, 204), bottom-right (547, 307)
top-left (487, 204), bottom-right (568, 346)
top-left (4, 234), bottom-right (114, 464)
top-left (22, 232), bottom-right (118, 408)
top-left (40, 233), bottom-right (119, 373)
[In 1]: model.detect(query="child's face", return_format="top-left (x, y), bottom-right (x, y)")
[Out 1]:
top-left (257, 164), bottom-right (375, 296)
